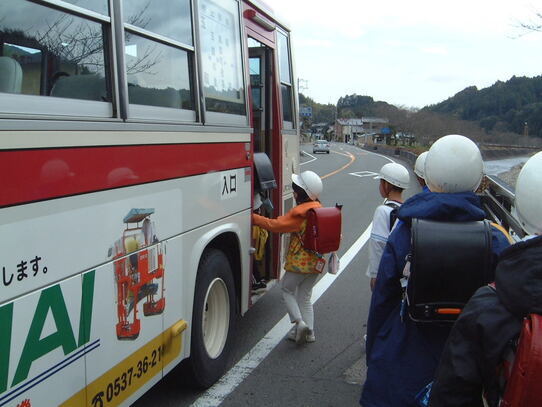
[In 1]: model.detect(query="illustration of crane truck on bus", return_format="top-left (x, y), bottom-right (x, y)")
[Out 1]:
top-left (107, 208), bottom-right (165, 340)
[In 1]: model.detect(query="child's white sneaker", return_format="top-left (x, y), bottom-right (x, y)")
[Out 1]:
top-left (287, 325), bottom-right (296, 341)
top-left (295, 321), bottom-right (309, 344)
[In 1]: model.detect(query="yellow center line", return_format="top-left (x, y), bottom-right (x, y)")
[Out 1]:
top-left (322, 150), bottom-right (356, 179)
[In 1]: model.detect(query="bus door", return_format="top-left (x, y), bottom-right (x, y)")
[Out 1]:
top-left (248, 41), bottom-right (273, 156)
top-left (244, 8), bottom-right (283, 297)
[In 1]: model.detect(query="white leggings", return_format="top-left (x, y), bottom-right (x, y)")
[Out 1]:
top-left (281, 271), bottom-right (318, 330)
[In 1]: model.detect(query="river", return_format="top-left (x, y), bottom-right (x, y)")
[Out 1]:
top-left (484, 156), bottom-right (531, 187)
top-left (484, 156), bottom-right (529, 176)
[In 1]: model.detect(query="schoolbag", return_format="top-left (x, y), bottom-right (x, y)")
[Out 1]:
top-left (405, 219), bottom-right (493, 324)
top-left (303, 204), bottom-right (342, 254)
top-left (499, 313), bottom-right (542, 406)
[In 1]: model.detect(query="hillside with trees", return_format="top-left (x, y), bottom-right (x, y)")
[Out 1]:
top-left (299, 93), bottom-right (336, 123)
top-left (426, 75), bottom-right (542, 138)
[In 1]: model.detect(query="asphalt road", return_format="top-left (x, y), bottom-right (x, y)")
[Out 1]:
top-left (133, 142), bottom-right (422, 407)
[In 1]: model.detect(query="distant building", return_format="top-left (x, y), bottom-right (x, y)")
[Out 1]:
top-left (311, 122), bottom-right (329, 139)
top-left (335, 117), bottom-right (389, 143)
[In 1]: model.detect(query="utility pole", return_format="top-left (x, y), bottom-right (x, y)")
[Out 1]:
top-left (298, 78), bottom-right (311, 138)
top-left (298, 78), bottom-right (308, 93)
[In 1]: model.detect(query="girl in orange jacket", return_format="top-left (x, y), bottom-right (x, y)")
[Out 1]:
top-left (252, 171), bottom-right (323, 344)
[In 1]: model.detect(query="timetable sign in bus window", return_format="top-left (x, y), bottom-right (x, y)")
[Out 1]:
top-left (199, 0), bottom-right (244, 106)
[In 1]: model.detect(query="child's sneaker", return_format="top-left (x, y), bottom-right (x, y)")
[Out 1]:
top-left (295, 321), bottom-right (309, 344)
top-left (251, 280), bottom-right (267, 294)
top-left (306, 329), bottom-right (316, 343)
top-left (287, 325), bottom-right (297, 341)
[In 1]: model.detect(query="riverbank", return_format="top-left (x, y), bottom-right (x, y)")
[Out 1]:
top-left (359, 142), bottom-right (533, 188)
top-left (496, 164), bottom-right (523, 187)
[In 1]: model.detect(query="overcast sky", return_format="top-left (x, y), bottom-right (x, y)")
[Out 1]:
top-left (268, 0), bottom-right (542, 108)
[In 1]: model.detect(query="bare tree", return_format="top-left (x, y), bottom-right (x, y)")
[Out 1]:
top-left (25, 1), bottom-right (160, 76)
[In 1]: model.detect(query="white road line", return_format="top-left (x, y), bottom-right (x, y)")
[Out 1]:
top-left (300, 150), bottom-right (317, 165)
top-left (190, 223), bottom-right (373, 407)
top-left (349, 171), bottom-right (379, 178)
top-left (361, 148), bottom-right (395, 163)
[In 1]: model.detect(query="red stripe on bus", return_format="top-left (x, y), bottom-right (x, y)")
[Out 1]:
top-left (1, 143), bottom-right (249, 207)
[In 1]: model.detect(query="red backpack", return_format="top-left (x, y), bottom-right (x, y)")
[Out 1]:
top-left (303, 204), bottom-right (342, 254)
top-left (500, 313), bottom-right (542, 406)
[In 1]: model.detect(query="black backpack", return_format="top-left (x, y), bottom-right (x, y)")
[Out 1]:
top-left (406, 219), bottom-right (493, 324)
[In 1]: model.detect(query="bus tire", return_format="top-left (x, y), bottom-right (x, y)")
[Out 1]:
top-left (187, 248), bottom-right (236, 388)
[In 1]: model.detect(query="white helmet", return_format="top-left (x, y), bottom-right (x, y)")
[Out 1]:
top-left (425, 135), bottom-right (483, 193)
top-left (515, 151), bottom-right (542, 235)
top-left (414, 151), bottom-right (428, 179)
top-left (378, 162), bottom-right (410, 189)
top-left (292, 170), bottom-right (323, 200)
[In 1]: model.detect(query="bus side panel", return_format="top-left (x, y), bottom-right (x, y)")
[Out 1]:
top-left (0, 190), bottom-right (183, 307)
top-left (161, 208), bottom-right (252, 378)
top-left (77, 259), bottom-right (168, 407)
top-left (0, 274), bottom-right (86, 407)
top-left (279, 132), bottom-right (298, 271)
top-left (0, 168), bottom-right (251, 406)
top-left (282, 132), bottom-right (300, 193)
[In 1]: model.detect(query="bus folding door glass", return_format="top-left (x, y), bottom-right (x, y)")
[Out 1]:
top-left (0, 0), bottom-right (110, 102)
top-left (249, 57), bottom-right (262, 111)
top-left (198, 0), bottom-right (246, 116)
top-left (123, 0), bottom-right (193, 46)
top-left (277, 31), bottom-right (293, 127)
top-left (62, 0), bottom-right (109, 15)
top-left (125, 34), bottom-right (194, 111)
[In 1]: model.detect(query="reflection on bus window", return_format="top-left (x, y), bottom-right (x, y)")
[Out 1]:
top-left (123, 0), bottom-right (193, 46)
top-left (62, 0), bottom-right (109, 15)
top-left (277, 31), bottom-right (293, 125)
top-left (0, 0), bottom-right (110, 101)
top-left (198, 0), bottom-right (246, 116)
top-left (125, 34), bottom-right (194, 110)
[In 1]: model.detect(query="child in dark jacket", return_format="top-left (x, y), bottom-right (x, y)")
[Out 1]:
top-left (361, 135), bottom-right (511, 407)
top-left (429, 151), bottom-right (542, 407)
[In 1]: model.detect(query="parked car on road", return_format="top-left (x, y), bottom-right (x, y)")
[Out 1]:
top-left (313, 140), bottom-right (330, 154)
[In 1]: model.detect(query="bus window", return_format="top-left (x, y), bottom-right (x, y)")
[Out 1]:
top-left (123, 0), bottom-right (192, 46)
top-left (0, 0), bottom-right (110, 102)
top-left (62, 0), bottom-right (109, 15)
top-left (125, 35), bottom-right (194, 110)
top-left (198, 0), bottom-right (246, 118)
top-left (277, 30), bottom-right (293, 127)
top-left (122, 0), bottom-right (196, 120)
top-left (281, 84), bottom-right (293, 123)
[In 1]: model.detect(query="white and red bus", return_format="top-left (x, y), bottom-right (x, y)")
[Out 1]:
top-left (0, 0), bottom-right (300, 405)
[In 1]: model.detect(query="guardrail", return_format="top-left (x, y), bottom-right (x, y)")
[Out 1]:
top-left (480, 175), bottom-right (525, 240)
top-left (358, 143), bottom-right (527, 239)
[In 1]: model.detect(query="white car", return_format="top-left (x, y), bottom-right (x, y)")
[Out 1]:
top-left (313, 140), bottom-right (330, 154)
